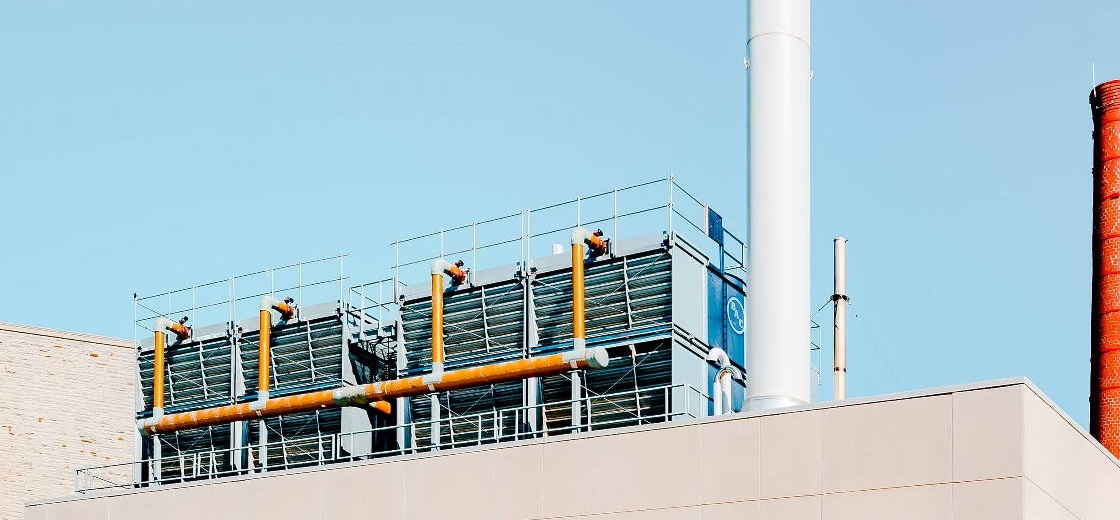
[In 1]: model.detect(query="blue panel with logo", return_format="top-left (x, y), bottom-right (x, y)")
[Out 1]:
top-left (706, 269), bottom-right (746, 368)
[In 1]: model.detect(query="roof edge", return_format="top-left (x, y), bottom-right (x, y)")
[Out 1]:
top-left (0, 321), bottom-right (136, 349)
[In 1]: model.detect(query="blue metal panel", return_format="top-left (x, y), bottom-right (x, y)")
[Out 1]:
top-left (705, 206), bottom-right (725, 247)
top-left (707, 270), bottom-right (746, 368)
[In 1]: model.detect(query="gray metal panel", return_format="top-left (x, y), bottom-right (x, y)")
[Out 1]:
top-left (532, 250), bottom-right (672, 352)
top-left (670, 238), bottom-right (709, 342)
top-left (137, 333), bottom-right (234, 411)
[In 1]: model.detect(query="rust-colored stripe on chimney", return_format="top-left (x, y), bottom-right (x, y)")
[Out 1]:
top-left (1091, 79), bottom-right (1120, 457)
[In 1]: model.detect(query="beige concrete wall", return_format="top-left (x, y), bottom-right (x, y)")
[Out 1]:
top-left (1, 323), bottom-right (136, 520)
top-left (25, 380), bottom-right (1120, 519)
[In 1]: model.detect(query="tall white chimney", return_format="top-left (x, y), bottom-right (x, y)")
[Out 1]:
top-left (745, 0), bottom-right (812, 411)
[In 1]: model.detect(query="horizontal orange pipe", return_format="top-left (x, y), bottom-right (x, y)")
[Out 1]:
top-left (140, 348), bottom-right (608, 435)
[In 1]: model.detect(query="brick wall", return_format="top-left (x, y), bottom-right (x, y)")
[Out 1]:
top-left (0, 322), bottom-right (135, 520)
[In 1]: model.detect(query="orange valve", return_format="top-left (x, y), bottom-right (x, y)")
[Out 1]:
top-left (273, 297), bottom-right (296, 320)
top-left (585, 229), bottom-right (608, 257)
top-left (166, 317), bottom-right (191, 342)
top-left (445, 260), bottom-right (468, 285)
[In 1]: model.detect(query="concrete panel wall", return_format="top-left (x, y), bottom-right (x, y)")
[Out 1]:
top-left (1, 322), bottom-right (136, 520)
top-left (27, 380), bottom-right (1120, 520)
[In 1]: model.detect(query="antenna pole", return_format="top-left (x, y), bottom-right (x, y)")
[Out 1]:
top-left (832, 237), bottom-right (848, 401)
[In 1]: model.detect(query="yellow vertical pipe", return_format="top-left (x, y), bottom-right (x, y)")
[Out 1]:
top-left (259, 309), bottom-right (271, 398)
top-left (572, 243), bottom-right (586, 343)
top-left (431, 273), bottom-right (445, 365)
top-left (153, 330), bottom-right (166, 412)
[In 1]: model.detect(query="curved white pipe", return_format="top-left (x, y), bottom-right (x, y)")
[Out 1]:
top-left (707, 348), bottom-right (742, 416)
top-left (572, 227), bottom-right (593, 245)
top-left (155, 317), bottom-right (174, 331)
top-left (261, 296), bottom-right (280, 311)
top-left (432, 258), bottom-right (454, 275)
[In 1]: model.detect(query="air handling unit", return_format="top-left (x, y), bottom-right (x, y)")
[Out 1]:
top-left (80, 178), bottom-right (820, 491)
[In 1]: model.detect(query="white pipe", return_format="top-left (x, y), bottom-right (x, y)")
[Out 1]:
top-left (261, 296), bottom-right (280, 311)
top-left (745, 0), bottom-right (812, 411)
top-left (571, 227), bottom-right (594, 246)
top-left (833, 237), bottom-right (848, 401)
top-left (707, 348), bottom-right (741, 416)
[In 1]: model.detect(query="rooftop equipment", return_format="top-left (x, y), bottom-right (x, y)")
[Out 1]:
top-left (76, 178), bottom-right (820, 492)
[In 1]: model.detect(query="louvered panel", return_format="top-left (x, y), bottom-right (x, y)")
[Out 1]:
top-left (533, 252), bottom-right (671, 350)
top-left (409, 381), bottom-right (523, 448)
top-left (540, 340), bottom-right (672, 434)
top-left (156, 423), bottom-right (233, 482)
top-left (401, 278), bottom-right (525, 375)
top-left (238, 316), bottom-right (345, 396)
top-left (138, 335), bottom-right (233, 411)
top-left (249, 408), bottom-right (342, 470)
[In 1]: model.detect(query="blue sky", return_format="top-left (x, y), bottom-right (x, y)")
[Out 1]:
top-left (2, 1), bottom-right (1118, 426)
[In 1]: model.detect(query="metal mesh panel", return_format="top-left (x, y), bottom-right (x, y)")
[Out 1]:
top-left (237, 316), bottom-right (345, 396)
top-left (248, 408), bottom-right (343, 470)
top-left (138, 334), bottom-right (234, 411)
top-left (401, 278), bottom-right (525, 375)
top-left (533, 251), bottom-right (672, 351)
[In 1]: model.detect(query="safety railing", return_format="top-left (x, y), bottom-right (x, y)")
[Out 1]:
top-left (388, 177), bottom-right (745, 288)
top-left (133, 254), bottom-right (349, 342)
top-left (75, 383), bottom-right (707, 493)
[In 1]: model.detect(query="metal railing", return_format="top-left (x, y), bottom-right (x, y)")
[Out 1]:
top-left (133, 255), bottom-right (349, 342)
top-left (388, 177), bottom-right (745, 289)
top-left (75, 383), bottom-right (706, 493)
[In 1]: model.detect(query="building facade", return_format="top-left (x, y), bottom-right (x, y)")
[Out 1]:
top-left (28, 379), bottom-right (1120, 519)
top-left (0, 322), bottom-right (135, 520)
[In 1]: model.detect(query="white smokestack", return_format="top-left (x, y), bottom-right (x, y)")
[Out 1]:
top-left (745, 0), bottom-right (812, 411)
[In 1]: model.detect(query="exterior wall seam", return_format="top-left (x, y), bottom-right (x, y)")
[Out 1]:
top-left (1023, 475), bottom-right (1080, 520)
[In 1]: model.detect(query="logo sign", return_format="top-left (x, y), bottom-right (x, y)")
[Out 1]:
top-left (726, 296), bottom-right (745, 335)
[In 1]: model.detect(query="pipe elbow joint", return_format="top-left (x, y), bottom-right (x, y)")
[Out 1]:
top-left (155, 317), bottom-right (174, 332)
top-left (572, 227), bottom-right (607, 256)
top-left (138, 417), bottom-right (158, 436)
top-left (261, 296), bottom-right (296, 320)
top-left (261, 296), bottom-right (279, 311)
top-left (433, 258), bottom-right (467, 284)
top-left (706, 347), bottom-right (730, 368)
top-left (422, 363), bottom-right (445, 386)
top-left (572, 227), bottom-right (592, 245)
top-left (159, 318), bottom-right (191, 341)
top-left (562, 346), bottom-right (609, 370)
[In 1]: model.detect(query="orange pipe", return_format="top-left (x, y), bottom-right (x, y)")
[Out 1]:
top-left (571, 228), bottom-right (606, 350)
top-left (572, 244), bottom-right (586, 343)
top-left (431, 272), bottom-right (445, 367)
top-left (1092, 79), bottom-right (1120, 457)
top-left (139, 347), bottom-right (608, 435)
top-left (259, 308), bottom-right (272, 399)
top-left (153, 330), bottom-right (166, 413)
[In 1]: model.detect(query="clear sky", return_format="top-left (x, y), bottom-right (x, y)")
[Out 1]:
top-left (2, 1), bottom-right (1118, 426)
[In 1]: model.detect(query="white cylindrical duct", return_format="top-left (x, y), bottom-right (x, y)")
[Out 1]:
top-left (745, 0), bottom-right (812, 411)
top-left (833, 237), bottom-right (848, 401)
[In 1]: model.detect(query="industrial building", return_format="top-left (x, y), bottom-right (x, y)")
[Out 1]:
top-left (12, 1), bottom-right (1120, 519)
top-left (26, 380), bottom-right (1120, 519)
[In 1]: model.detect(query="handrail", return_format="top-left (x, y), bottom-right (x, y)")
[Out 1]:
top-left (78, 383), bottom-right (708, 493)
